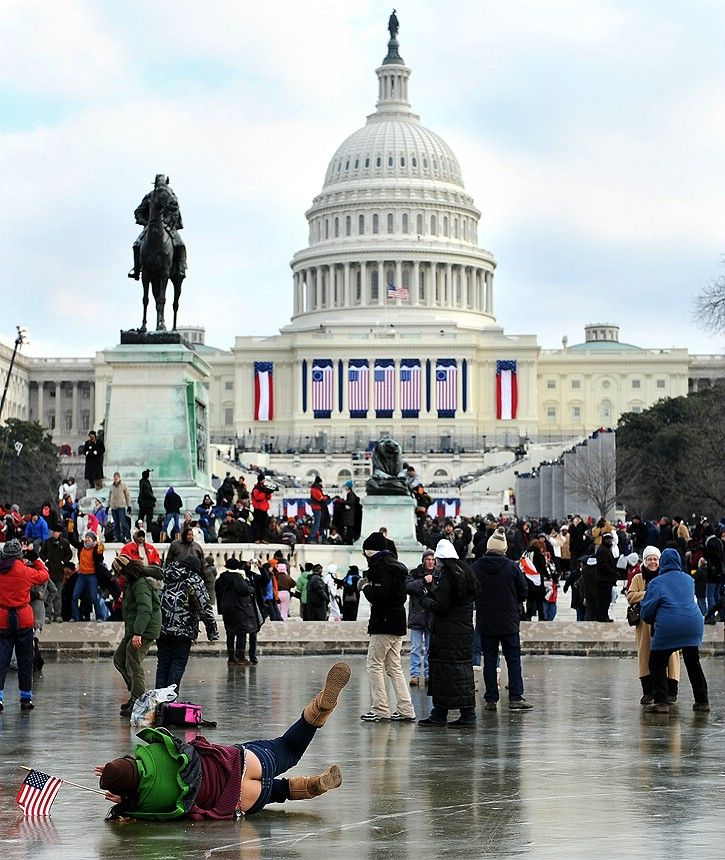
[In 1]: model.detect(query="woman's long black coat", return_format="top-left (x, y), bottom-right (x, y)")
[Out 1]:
top-left (420, 559), bottom-right (475, 710)
top-left (215, 570), bottom-right (261, 635)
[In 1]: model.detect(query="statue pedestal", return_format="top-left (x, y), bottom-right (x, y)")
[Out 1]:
top-left (100, 341), bottom-right (213, 511)
top-left (357, 494), bottom-right (425, 569)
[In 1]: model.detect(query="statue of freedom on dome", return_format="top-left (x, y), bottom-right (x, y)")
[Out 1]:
top-left (388, 10), bottom-right (400, 39)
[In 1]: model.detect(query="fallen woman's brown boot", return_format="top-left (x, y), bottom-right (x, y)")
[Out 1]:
top-left (288, 764), bottom-right (343, 800)
top-left (303, 662), bottom-right (351, 727)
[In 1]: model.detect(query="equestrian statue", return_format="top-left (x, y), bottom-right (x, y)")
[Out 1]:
top-left (128, 174), bottom-right (187, 332)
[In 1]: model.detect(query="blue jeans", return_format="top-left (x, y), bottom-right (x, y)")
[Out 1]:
top-left (697, 596), bottom-right (707, 616)
top-left (155, 634), bottom-right (192, 693)
top-left (472, 630), bottom-right (481, 666)
top-left (311, 509), bottom-right (323, 541)
top-left (542, 601), bottom-right (557, 621)
top-left (71, 574), bottom-right (108, 621)
top-left (481, 633), bottom-right (524, 702)
top-left (706, 583), bottom-right (720, 614)
top-left (112, 508), bottom-right (131, 542)
top-left (244, 716), bottom-right (317, 815)
top-left (163, 512), bottom-right (180, 540)
top-left (409, 628), bottom-right (430, 677)
top-left (0, 612), bottom-right (34, 700)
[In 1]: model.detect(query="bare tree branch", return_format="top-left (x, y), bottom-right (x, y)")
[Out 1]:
top-left (694, 258), bottom-right (725, 334)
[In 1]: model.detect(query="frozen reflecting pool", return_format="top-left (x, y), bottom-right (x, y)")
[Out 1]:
top-left (1, 654), bottom-right (723, 859)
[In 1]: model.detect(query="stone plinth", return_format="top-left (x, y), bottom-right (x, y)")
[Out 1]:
top-left (100, 342), bottom-right (212, 509)
top-left (357, 493), bottom-right (424, 567)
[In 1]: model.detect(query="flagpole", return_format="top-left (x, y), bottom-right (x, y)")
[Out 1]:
top-left (20, 766), bottom-right (106, 796)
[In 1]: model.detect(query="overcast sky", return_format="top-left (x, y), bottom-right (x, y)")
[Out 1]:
top-left (1, 0), bottom-right (723, 358)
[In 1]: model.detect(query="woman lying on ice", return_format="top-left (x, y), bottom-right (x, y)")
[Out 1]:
top-left (95, 662), bottom-right (350, 820)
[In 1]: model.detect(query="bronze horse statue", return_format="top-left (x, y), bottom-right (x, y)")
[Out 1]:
top-left (139, 183), bottom-right (185, 332)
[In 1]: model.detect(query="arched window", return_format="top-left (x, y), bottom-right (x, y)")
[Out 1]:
top-left (419, 267), bottom-right (426, 301)
top-left (387, 213), bottom-right (394, 233)
top-left (345, 215), bottom-right (351, 236)
top-left (600, 399), bottom-right (612, 423)
top-left (402, 213), bottom-right (409, 234)
top-left (416, 213), bottom-right (423, 234)
top-left (371, 269), bottom-right (379, 301)
top-left (443, 216), bottom-right (448, 237)
top-left (354, 158), bottom-right (359, 169)
top-left (355, 269), bottom-right (362, 301)
top-left (376, 156), bottom-right (382, 167)
top-left (325, 219), bottom-right (329, 239)
top-left (359, 214), bottom-right (365, 235)
top-left (430, 215), bottom-right (437, 235)
top-left (412, 157), bottom-right (417, 168)
top-left (334, 217), bottom-right (339, 238)
top-left (372, 214), bottom-right (379, 234)
top-left (365, 157), bottom-right (370, 168)
top-left (454, 218), bottom-right (459, 238)
top-left (388, 155), bottom-right (394, 167)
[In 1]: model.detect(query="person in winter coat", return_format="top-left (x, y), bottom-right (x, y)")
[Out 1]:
top-left (40, 524), bottom-right (73, 621)
top-left (305, 566), bottom-right (329, 621)
top-left (522, 538), bottom-right (547, 620)
top-left (24, 513), bottom-right (50, 553)
top-left (342, 481), bottom-right (362, 545)
top-left (309, 477), bottom-right (329, 543)
top-left (594, 533), bottom-right (618, 621)
top-left (155, 557), bottom-right (219, 693)
top-left (340, 565), bottom-right (361, 621)
top-left (120, 531), bottom-right (162, 566)
top-left (215, 559), bottom-right (262, 665)
top-left (418, 539), bottom-right (478, 728)
top-left (640, 548), bottom-right (708, 713)
top-left (110, 556), bottom-right (163, 715)
top-left (163, 487), bottom-right (184, 541)
top-left (250, 474), bottom-right (274, 543)
top-left (405, 549), bottom-right (434, 686)
top-left (137, 470), bottom-right (156, 531)
top-left (83, 430), bottom-right (105, 490)
top-left (703, 532), bottom-right (724, 619)
top-left (0, 540), bottom-right (49, 710)
top-left (359, 532), bottom-right (416, 723)
top-left (202, 556), bottom-right (217, 606)
top-left (72, 531), bottom-right (111, 621)
top-left (626, 546), bottom-right (680, 706)
top-left (96, 662), bottom-right (351, 820)
top-left (276, 562), bottom-right (295, 620)
top-left (472, 527), bottom-right (532, 711)
top-left (165, 526), bottom-right (205, 570)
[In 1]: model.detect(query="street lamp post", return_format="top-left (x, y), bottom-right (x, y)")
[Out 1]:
top-left (0, 326), bottom-right (29, 425)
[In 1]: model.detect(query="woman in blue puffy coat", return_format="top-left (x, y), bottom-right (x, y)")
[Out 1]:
top-left (640, 548), bottom-right (709, 713)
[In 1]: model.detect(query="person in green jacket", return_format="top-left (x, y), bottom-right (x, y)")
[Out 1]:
top-left (111, 556), bottom-right (163, 716)
top-left (295, 562), bottom-right (313, 620)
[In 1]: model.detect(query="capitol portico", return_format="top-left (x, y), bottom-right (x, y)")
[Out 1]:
top-left (1, 21), bottom-right (723, 479)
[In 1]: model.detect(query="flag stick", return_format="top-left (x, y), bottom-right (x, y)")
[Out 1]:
top-left (20, 765), bottom-right (106, 796)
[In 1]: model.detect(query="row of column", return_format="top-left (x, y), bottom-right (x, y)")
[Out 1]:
top-left (35, 381), bottom-right (94, 434)
top-left (292, 261), bottom-right (494, 316)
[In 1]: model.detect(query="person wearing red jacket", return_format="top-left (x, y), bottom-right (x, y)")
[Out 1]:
top-left (250, 474), bottom-right (274, 543)
top-left (309, 476), bottom-right (329, 543)
top-left (0, 539), bottom-right (49, 711)
top-left (120, 531), bottom-right (162, 566)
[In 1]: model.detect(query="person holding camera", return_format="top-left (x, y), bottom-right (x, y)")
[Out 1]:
top-left (0, 539), bottom-right (49, 711)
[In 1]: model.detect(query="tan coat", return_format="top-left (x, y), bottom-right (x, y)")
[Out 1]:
top-left (627, 572), bottom-right (680, 680)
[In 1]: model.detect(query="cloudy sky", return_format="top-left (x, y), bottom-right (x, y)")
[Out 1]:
top-left (1, 0), bottom-right (723, 357)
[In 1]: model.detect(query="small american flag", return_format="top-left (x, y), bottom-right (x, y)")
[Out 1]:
top-left (387, 283), bottom-right (409, 300)
top-left (16, 770), bottom-right (63, 817)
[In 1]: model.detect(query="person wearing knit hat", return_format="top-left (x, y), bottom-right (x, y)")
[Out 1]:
top-left (626, 544), bottom-right (680, 707)
top-left (96, 661), bottom-right (351, 819)
top-left (418, 540), bottom-right (478, 727)
top-left (405, 549), bottom-right (436, 688)
top-left (275, 562), bottom-right (295, 620)
top-left (486, 527), bottom-right (508, 555)
top-left (359, 531), bottom-right (416, 723)
top-left (471, 528), bottom-right (532, 712)
top-left (0, 541), bottom-right (50, 711)
top-left (640, 548), bottom-right (709, 713)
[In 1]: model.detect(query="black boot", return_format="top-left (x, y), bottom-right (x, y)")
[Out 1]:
top-left (640, 676), bottom-right (653, 706)
top-left (667, 678), bottom-right (679, 704)
top-left (128, 245), bottom-right (140, 280)
top-left (175, 244), bottom-right (187, 279)
top-left (227, 650), bottom-right (238, 666)
top-left (235, 652), bottom-right (250, 666)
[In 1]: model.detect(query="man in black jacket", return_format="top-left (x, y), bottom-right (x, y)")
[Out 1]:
top-left (594, 533), bottom-right (618, 622)
top-left (472, 526), bottom-right (532, 711)
top-left (359, 532), bottom-right (416, 723)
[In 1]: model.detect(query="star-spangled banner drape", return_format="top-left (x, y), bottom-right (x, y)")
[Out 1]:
top-left (253, 362), bottom-right (273, 421)
top-left (400, 359), bottom-right (421, 418)
top-left (427, 498), bottom-right (461, 519)
top-left (311, 359), bottom-right (333, 418)
top-left (435, 359), bottom-right (457, 417)
top-left (16, 770), bottom-right (62, 817)
top-left (496, 359), bottom-right (518, 420)
top-left (374, 359), bottom-right (395, 418)
top-left (348, 359), bottom-right (369, 418)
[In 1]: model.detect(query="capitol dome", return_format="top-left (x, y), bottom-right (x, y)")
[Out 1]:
top-left (286, 27), bottom-right (497, 333)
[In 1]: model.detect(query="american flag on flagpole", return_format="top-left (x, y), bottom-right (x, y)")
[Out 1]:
top-left (374, 360), bottom-right (395, 417)
top-left (16, 770), bottom-right (63, 817)
top-left (435, 360), bottom-right (457, 417)
top-left (311, 359), bottom-right (333, 417)
top-left (400, 359), bottom-right (421, 417)
top-left (348, 359), bottom-right (369, 417)
top-left (387, 282), bottom-right (409, 300)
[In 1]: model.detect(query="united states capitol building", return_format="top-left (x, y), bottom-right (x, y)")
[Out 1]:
top-left (1, 26), bottom-right (723, 501)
